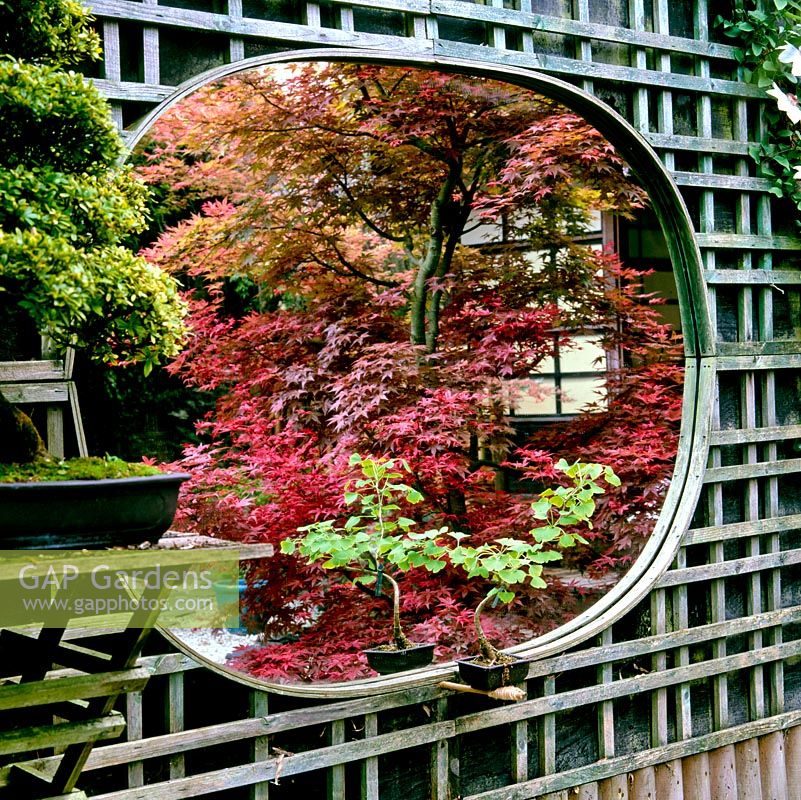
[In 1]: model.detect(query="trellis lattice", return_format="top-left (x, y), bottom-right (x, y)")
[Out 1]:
top-left (9, 0), bottom-right (799, 797)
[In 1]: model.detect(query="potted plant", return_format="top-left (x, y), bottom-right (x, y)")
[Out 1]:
top-left (281, 453), bottom-right (450, 674)
top-left (0, 456), bottom-right (189, 550)
top-left (0, 0), bottom-right (188, 549)
top-left (445, 459), bottom-right (620, 690)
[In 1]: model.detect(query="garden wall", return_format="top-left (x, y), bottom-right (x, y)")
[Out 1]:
top-left (45, 0), bottom-right (801, 796)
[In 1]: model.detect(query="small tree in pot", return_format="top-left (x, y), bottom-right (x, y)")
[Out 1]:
top-left (444, 459), bottom-right (620, 690)
top-left (281, 453), bottom-right (450, 674)
top-left (0, 0), bottom-right (186, 464)
top-left (0, 0), bottom-right (188, 547)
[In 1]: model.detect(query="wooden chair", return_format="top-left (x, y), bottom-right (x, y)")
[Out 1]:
top-left (0, 345), bottom-right (87, 459)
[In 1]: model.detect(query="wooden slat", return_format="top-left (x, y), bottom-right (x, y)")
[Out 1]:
top-left (0, 712), bottom-right (125, 757)
top-left (467, 716), bottom-right (801, 799)
top-left (599, 775), bottom-right (628, 800)
top-left (167, 673), bottom-right (185, 780)
top-left (434, 40), bottom-right (764, 99)
top-left (697, 233), bottom-right (801, 251)
top-left (655, 549), bottom-right (801, 588)
top-left (716, 353), bottom-right (801, 371)
top-left (705, 270), bottom-right (801, 285)
top-left (597, 628), bottom-right (614, 760)
top-left (710, 424), bottom-right (801, 446)
top-left (673, 172), bottom-right (773, 192)
top-left (429, 0), bottom-right (738, 58)
top-left (708, 745), bottom-right (737, 798)
top-left (328, 719), bottom-right (346, 800)
top-left (575, 784), bottom-right (598, 800)
top-left (0, 361), bottom-right (66, 382)
top-left (717, 341), bottom-right (801, 357)
top-left (654, 760), bottom-right (684, 800)
top-left (703, 457), bottom-right (801, 483)
top-left (681, 753), bottom-right (712, 800)
top-left (758, 732), bottom-right (788, 800)
top-left (650, 592), bottom-right (668, 749)
top-left (125, 692), bottom-right (144, 789)
top-left (250, 691), bottom-right (269, 800)
top-left (673, 548), bottom-right (692, 742)
top-left (88, 0), bottom-right (431, 52)
top-left (0, 383), bottom-right (69, 404)
top-left (786, 726), bottom-right (801, 800)
top-left (733, 738), bottom-right (762, 800)
top-left (645, 132), bottom-right (752, 156)
top-left (510, 675), bottom-right (528, 784)
top-left (361, 712), bottom-right (378, 800)
top-left (630, 765), bottom-right (656, 799)
top-left (0, 669), bottom-right (148, 711)
top-left (538, 676), bottom-right (556, 777)
top-left (89, 78), bottom-right (172, 103)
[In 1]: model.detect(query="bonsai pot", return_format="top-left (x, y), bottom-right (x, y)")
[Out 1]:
top-left (0, 473), bottom-right (190, 549)
top-left (456, 655), bottom-right (529, 691)
top-left (364, 642), bottom-right (436, 674)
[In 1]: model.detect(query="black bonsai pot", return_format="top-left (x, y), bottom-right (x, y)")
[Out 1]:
top-left (364, 642), bottom-right (436, 674)
top-left (0, 473), bottom-right (190, 549)
top-left (456, 655), bottom-right (529, 691)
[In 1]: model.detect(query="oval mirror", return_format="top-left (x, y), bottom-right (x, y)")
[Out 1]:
top-left (126, 54), bottom-right (696, 695)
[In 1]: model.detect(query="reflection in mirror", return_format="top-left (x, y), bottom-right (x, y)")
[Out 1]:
top-left (133, 61), bottom-right (684, 685)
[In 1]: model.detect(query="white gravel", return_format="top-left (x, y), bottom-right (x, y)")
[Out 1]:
top-left (170, 627), bottom-right (261, 665)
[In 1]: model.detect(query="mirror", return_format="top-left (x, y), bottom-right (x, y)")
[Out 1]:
top-left (129, 59), bottom-right (684, 688)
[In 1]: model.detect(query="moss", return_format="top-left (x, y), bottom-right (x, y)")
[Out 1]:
top-left (0, 456), bottom-right (163, 483)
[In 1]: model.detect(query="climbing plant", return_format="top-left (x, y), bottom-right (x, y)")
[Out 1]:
top-left (718, 0), bottom-right (801, 213)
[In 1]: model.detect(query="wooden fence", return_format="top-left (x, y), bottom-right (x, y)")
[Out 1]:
top-left (3, 0), bottom-right (801, 796)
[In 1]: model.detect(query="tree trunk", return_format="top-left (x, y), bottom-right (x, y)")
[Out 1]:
top-left (0, 391), bottom-right (50, 464)
top-left (383, 572), bottom-right (412, 650)
top-left (410, 165), bottom-right (462, 354)
top-left (474, 593), bottom-right (503, 663)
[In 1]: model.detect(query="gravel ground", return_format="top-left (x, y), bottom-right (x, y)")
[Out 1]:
top-left (171, 627), bottom-right (261, 665)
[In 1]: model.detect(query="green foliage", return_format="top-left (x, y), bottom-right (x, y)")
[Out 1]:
top-left (0, 0), bottom-right (101, 67)
top-left (281, 454), bottom-right (446, 579)
top-left (0, 13), bottom-right (187, 371)
top-left (282, 455), bottom-right (619, 658)
top-left (0, 61), bottom-right (123, 173)
top-left (446, 460), bottom-right (620, 608)
top-left (282, 454), bottom-right (450, 648)
top-left (717, 0), bottom-right (801, 213)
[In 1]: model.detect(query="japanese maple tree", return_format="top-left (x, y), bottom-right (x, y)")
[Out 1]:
top-left (134, 62), bottom-right (683, 682)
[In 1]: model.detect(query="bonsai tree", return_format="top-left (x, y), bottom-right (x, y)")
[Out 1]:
top-left (0, 0), bottom-right (186, 464)
top-left (445, 459), bottom-right (620, 666)
top-left (281, 454), bottom-right (450, 652)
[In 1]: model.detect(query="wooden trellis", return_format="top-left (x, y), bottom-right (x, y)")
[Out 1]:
top-left (4, 0), bottom-right (801, 796)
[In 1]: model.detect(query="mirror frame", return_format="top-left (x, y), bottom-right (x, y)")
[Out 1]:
top-left (129, 48), bottom-right (713, 697)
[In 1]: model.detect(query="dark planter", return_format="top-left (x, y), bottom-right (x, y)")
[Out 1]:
top-left (364, 642), bottom-right (436, 674)
top-left (0, 473), bottom-right (190, 549)
top-left (456, 655), bottom-right (529, 691)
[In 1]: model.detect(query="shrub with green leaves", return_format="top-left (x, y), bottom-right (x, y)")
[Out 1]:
top-left (0, 47), bottom-right (186, 372)
top-left (717, 0), bottom-right (801, 214)
top-left (0, 0), bottom-right (187, 463)
top-left (281, 454), bottom-right (450, 651)
top-left (444, 459), bottom-right (620, 665)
